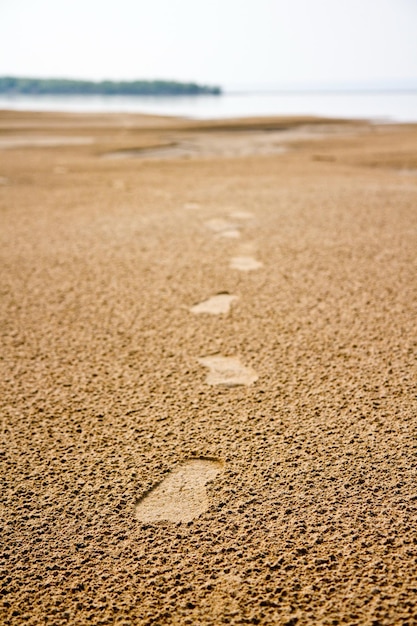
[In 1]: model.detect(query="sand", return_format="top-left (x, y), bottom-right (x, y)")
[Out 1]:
top-left (0, 110), bottom-right (416, 625)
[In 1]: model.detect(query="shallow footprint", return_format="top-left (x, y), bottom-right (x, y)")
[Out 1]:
top-left (218, 229), bottom-right (241, 239)
top-left (191, 293), bottom-right (238, 315)
top-left (198, 355), bottom-right (258, 386)
top-left (229, 210), bottom-right (254, 220)
top-left (112, 179), bottom-right (125, 190)
top-left (237, 241), bottom-right (257, 255)
top-left (205, 218), bottom-right (240, 238)
top-left (230, 256), bottom-right (263, 271)
top-left (136, 458), bottom-right (223, 523)
top-left (184, 202), bottom-right (201, 210)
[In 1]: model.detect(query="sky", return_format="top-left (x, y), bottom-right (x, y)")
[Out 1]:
top-left (0, 0), bottom-right (416, 90)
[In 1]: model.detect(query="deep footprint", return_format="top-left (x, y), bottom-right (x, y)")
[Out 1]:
top-left (198, 355), bottom-right (258, 386)
top-left (230, 256), bottom-right (263, 271)
top-left (136, 459), bottom-right (224, 523)
top-left (190, 293), bottom-right (238, 315)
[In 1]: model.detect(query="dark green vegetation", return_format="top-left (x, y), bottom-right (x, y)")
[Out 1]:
top-left (0, 76), bottom-right (222, 96)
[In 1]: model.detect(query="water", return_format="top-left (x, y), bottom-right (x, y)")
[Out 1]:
top-left (0, 91), bottom-right (416, 122)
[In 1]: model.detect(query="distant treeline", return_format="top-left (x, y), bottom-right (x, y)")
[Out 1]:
top-left (0, 77), bottom-right (222, 96)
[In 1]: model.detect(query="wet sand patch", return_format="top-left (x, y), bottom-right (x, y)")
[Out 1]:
top-left (198, 355), bottom-right (258, 386)
top-left (104, 143), bottom-right (189, 159)
top-left (190, 293), bottom-right (238, 315)
top-left (136, 458), bottom-right (224, 523)
top-left (102, 133), bottom-right (291, 160)
top-left (0, 136), bottom-right (93, 149)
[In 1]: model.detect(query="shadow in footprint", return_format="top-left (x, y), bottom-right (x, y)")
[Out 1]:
top-left (198, 355), bottom-right (258, 387)
top-left (190, 293), bottom-right (238, 315)
top-left (136, 458), bottom-right (224, 523)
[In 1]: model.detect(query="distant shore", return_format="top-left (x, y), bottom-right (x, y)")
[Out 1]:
top-left (0, 76), bottom-right (222, 96)
top-left (1, 90), bottom-right (417, 122)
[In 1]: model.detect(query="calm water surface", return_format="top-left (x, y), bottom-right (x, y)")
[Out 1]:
top-left (1, 92), bottom-right (416, 122)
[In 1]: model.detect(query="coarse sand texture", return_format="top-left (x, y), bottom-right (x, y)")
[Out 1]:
top-left (0, 110), bottom-right (416, 625)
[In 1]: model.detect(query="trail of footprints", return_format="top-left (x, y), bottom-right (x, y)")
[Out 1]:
top-left (136, 205), bottom-right (263, 522)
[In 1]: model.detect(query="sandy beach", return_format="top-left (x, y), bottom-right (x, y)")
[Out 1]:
top-left (1, 110), bottom-right (416, 625)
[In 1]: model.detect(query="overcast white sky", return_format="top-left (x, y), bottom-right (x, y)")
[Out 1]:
top-left (0, 0), bottom-right (416, 89)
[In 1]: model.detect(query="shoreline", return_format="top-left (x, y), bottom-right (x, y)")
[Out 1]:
top-left (1, 90), bottom-right (417, 123)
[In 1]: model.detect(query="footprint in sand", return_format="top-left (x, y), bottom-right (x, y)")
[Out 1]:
top-left (112, 179), bottom-right (125, 190)
top-left (198, 355), bottom-right (258, 387)
top-left (190, 292), bottom-right (238, 315)
top-left (229, 210), bottom-right (254, 220)
top-left (205, 218), bottom-right (240, 239)
top-left (237, 241), bottom-right (257, 253)
top-left (230, 256), bottom-right (263, 271)
top-left (136, 458), bottom-right (224, 523)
